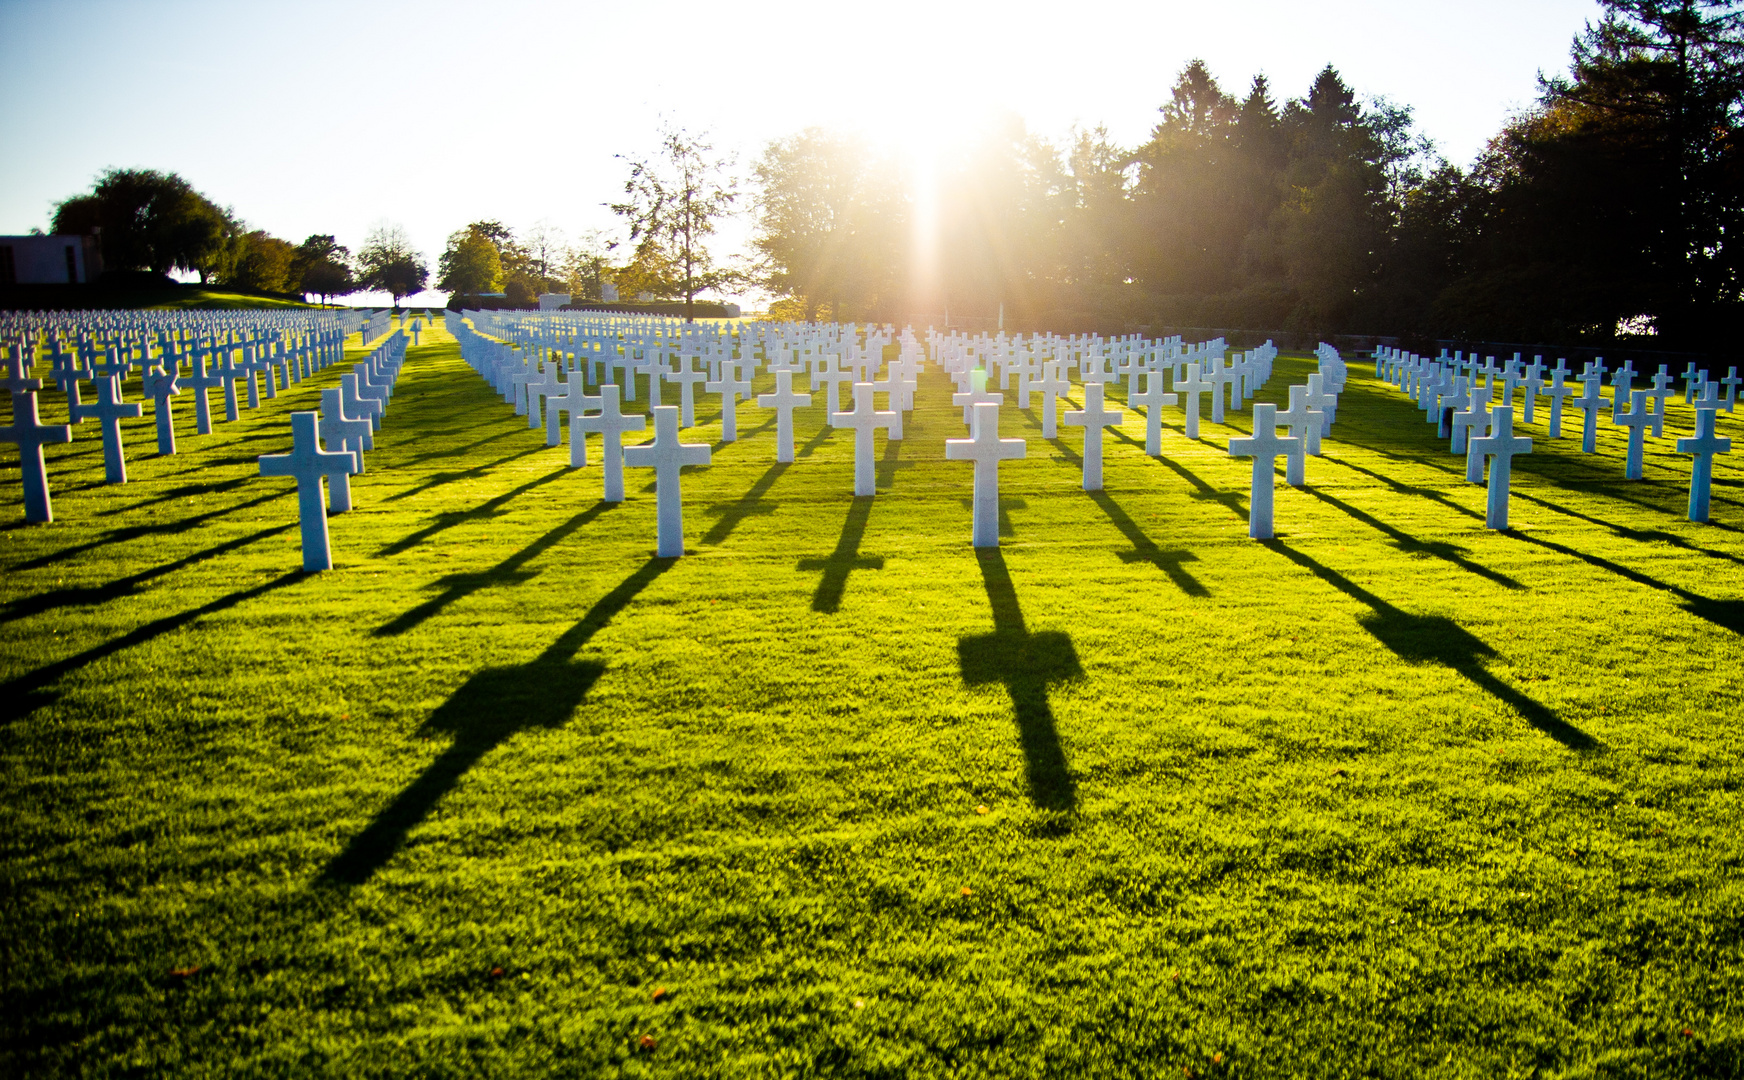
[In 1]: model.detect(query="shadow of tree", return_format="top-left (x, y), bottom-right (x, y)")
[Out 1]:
top-left (1260, 539), bottom-right (1596, 751)
top-left (957, 549), bottom-right (1082, 812)
top-left (798, 496), bottom-right (884, 613)
top-left (325, 557), bottom-right (674, 885)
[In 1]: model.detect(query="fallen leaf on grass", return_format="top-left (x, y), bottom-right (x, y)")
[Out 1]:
top-left (975, 805), bottom-right (990, 815)
top-left (489, 967), bottom-right (506, 979)
top-left (638, 1034), bottom-right (657, 1052)
top-left (170, 966), bottom-right (200, 979)
top-left (1331, 768), bottom-right (1348, 778)
top-left (652, 987), bottom-right (672, 1004)
top-left (853, 999), bottom-right (866, 1009)
top-left (960, 887), bottom-right (973, 897)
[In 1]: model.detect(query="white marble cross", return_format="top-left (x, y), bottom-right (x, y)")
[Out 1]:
top-left (1677, 406), bottom-right (1732, 523)
top-left (1273, 385), bottom-right (1320, 486)
top-left (1613, 389), bottom-right (1653, 479)
top-left (945, 401), bottom-right (1026, 548)
top-left (1128, 370), bottom-right (1178, 456)
top-left (142, 363), bottom-right (181, 455)
top-left (258, 411), bottom-right (359, 572)
top-left (1063, 381), bottom-right (1124, 491)
top-left (1227, 403), bottom-right (1300, 540)
top-left (623, 404), bottom-right (711, 558)
top-left (1175, 362), bottom-right (1212, 439)
top-left (182, 350), bottom-right (222, 435)
top-left (1721, 366), bottom-right (1741, 412)
top-left (1451, 384), bottom-right (1492, 460)
top-left (1571, 372), bottom-right (1607, 453)
top-left (666, 354), bottom-right (709, 427)
top-left (706, 362), bottom-right (752, 442)
top-left (756, 369), bottom-right (812, 463)
top-left (812, 354), bottom-right (854, 415)
top-left (1646, 367), bottom-right (1676, 438)
top-left (1519, 357), bottom-right (1545, 423)
top-left (339, 373), bottom-right (383, 437)
top-left (952, 370), bottom-right (1003, 434)
top-left (1470, 405), bottom-right (1532, 529)
top-left (1032, 363), bottom-right (1069, 439)
top-left (70, 375), bottom-right (142, 483)
top-left (565, 383), bottom-right (603, 468)
top-left (214, 347), bottom-right (244, 422)
top-left (318, 387), bottom-right (371, 513)
top-left (1544, 369), bottom-right (1576, 438)
top-left (832, 382), bottom-right (897, 496)
top-left (576, 384), bottom-right (646, 501)
top-left (0, 390), bottom-right (72, 522)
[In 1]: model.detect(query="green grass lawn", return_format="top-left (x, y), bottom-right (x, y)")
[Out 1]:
top-left (2, 319), bottom-right (1741, 1078)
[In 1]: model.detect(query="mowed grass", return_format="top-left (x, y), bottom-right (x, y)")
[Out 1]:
top-left (2, 317), bottom-right (1742, 1078)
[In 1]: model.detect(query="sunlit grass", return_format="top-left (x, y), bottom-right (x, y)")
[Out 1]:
top-left (1, 318), bottom-right (1741, 1076)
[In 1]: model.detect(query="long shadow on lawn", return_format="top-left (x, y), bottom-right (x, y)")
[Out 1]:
top-left (0, 569), bottom-right (304, 726)
top-left (8, 490), bottom-right (289, 573)
top-left (1086, 491), bottom-right (1209, 596)
top-left (376, 466), bottom-right (568, 558)
top-left (701, 461), bottom-right (788, 545)
top-left (1259, 539), bottom-right (1596, 751)
top-left (375, 500), bottom-right (617, 636)
top-left (326, 557), bottom-right (674, 885)
top-left (1502, 529), bottom-right (1744, 636)
top-left (383, 445), bottom-right (549, 503)
top-left (957, 549), bottom-right (1081, 812)
top-left (0, 524), bottom-right (293, 626)
top-left (1301, 485), bottom-right (1525, 590)
top-left (799, 496), bottom-right (884, 613)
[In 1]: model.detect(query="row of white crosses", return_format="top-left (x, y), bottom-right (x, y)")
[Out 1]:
top-left (1376, 344), bottom-right (1735, 524)
top-left (0, 308), bottom-right (377, 521)
top-left (453, 309), bottom-right (1346, 550)
top-left (255, 330), bottom-right (411, 571)
top-left (1374, 347), bottom-right (1730, 523)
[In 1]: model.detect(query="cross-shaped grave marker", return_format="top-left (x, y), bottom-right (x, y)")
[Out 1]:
top-left (258, 411), bottom-right (358, 571)
top-left (141, 363), bottom-right (181, 455)
top-left (1175, 361), bottom-right (1212, 439)
top-left (1031, 363), bottom-right (1069, 439)
top-left (182, 349), bottom-right (222, 435)
top-left (757, 369), bottom-right (812, 463)
top-left (945, 401), bottom-right (1026, 548)
top-left (1274, 385), bottom-right (1321, 487)
top-left (831, 382), bottom-right (897, 497)
top-left (1544, 369), bottom-right (1576, 439)
top-left (706, 362), bottom-right (752, 442)
top-left (1470, 405), bottom-right (1533, 529)
top-left (1571, 372), bottom-right (1607, 453)
top-left (1227, 403), bottom-right (1300, 540)
top-left (1063, 381), bottom-right (1124, 492)
top-left (666, 354), bottom-right (709, 428)
top-left (1451, 384), bottom-right (1492, 460)
top-left (70, 374), bottom-right (142, 483)
top-left (576, 384), bottom-right (646, 502)
top-left (0, 390), bottom-right (72, 522)
top-left (1128, 369), bottom-right (1178, 456)
top-left (623, 404), bottom-right (711, 558)
top-left (1721, 366), bottom-right (1741, 411)
top-left (1614, 389), bottom-right (1653, 480)
top-left (1677, 406), bottom-right (1733, 523)
top-left (318, 388), bottom-right (372, 513)
top-left (1646, 366), bottom-right (1676, 438)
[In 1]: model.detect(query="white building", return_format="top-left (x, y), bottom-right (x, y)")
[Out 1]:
top-left (0, 234), bottom-right (97, 284)
top-left (538, 292), bottom-right (571, 311)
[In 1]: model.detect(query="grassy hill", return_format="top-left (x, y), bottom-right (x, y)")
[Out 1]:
top-left (0, 282), bottom-right (332, 311)
top-left (0, 319), bottom-right (1740, 1076)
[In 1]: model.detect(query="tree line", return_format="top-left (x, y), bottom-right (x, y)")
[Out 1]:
top-left (741, 0), bottom-right (1742, 351)
top-left (518, 0), bottom-right (1733, 350)
top-left (46, 168), bottom-right (430, 305)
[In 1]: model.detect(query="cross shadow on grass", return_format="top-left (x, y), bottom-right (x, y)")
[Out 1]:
top-left (9, 491), bottom-right (289, 573)
top-left (376, 467), bottom-right (568, 558)
top-left (1301, 485), bottom-right (1526, 590)
top-left (383, 445), bottom-right (549, 503)
top-left (1260, 539), bottom-right (1596, 751)
top-left (1085, 491), bottom-right (1208, 596)
top-left (875, 435), bottom-right (914, 489)
top-left (0, 570), bottom-right (305, 727)
top-left (0, 524), bottom-right (293, 626)
top-left (701, 461), bottom-right (788, 545)
top-left (957, 549), bottom-right (1082, 813)
top-left (1502, 529), bottom-right (1744, 636)
top-left (326, 558), bottom-right (675, 885)
top-left (375, 500), bottom-right (617, 636)
top-left (97, 475), bottom-right (254, 516)
top-left (799, 496), bottom-right (884, 613)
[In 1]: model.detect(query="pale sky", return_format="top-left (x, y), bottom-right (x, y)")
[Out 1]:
top-left (0, 0), bottom-right (1604, 307)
